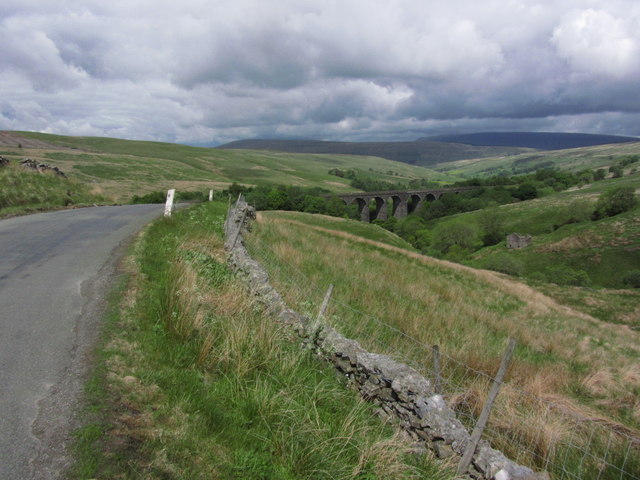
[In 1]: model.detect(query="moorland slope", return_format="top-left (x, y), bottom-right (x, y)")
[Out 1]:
top-left (0, 131), bottom-right (454, 201)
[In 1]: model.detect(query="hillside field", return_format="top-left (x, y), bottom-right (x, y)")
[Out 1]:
top-left (435, 141), bottom-right (640, 177)
top-left (0, 131), bottom-right (455, 201)
top-left (245, 209), bottom-right (640, 479)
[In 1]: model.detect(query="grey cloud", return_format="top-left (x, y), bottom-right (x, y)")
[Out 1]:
top-left (1, 0), bottom-right (639, 144)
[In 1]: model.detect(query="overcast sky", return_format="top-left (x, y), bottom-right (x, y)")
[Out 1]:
top-left (1, 0), bottom-right (639, 145)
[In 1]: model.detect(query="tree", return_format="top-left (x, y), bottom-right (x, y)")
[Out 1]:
top-left (326, 196), bottom-right (348, 217)
top-left (609, 165), bottom-right (624, 178)
top-left (623, 270), bottom-right (640, 288)
top-left (594, 169), bottom-right (606, 181)
top-left (267, 189), bottom-right (288, 210)
top-left (592, 186), bottom-right (638, 219)
top-left (302, 195), bottom-right (326, 214)
top-left (431, 220), bottom-right (480, 255)
top-left (477, 208), bottom-right (506, 246)
top-left (512, 183), bottom-right (538, 201)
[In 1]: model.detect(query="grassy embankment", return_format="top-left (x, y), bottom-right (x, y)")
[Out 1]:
top-left (71, 202), bottom-right (449, 480)
top-left (418, 173), bottom-right (640, 326)
top-left (245, 210), bottom-right (640, 479)
top-left (0, 161), bottom-right (107, 217)
top-left (2, 131), bottom-right (455, 202)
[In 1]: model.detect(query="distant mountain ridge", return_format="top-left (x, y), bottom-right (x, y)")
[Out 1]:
top-left (217, 132), bottom-right (637, 167)
top-left (422, 132), bottom-right (638, 150)
top-left (216, 139), bottom-right (529, 167)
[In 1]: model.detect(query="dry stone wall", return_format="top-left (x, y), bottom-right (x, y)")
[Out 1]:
top-left (224, 201), bottom-right (548, 480)
top-left (19, 158), bottom-right (67, 178)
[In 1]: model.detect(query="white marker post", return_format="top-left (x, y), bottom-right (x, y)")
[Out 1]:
top-left (164, 189), bottom-right (175, 217)
top-left (209, 189), bottom-right (213, 201)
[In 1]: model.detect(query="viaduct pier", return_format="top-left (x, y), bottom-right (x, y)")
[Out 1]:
top-left (335, 186), bottom-right (476, 222)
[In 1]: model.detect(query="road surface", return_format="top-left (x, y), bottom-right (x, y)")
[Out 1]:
top-left (0, 205), bottom-right (164, 479)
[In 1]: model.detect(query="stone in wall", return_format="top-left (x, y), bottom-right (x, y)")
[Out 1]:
top-left (19, 158), bottom-right (67, 178)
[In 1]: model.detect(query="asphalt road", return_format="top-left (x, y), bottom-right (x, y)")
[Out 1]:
top-left (0, 204), bottom-right (164, 480)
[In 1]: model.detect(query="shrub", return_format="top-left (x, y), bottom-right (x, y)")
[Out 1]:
top-left (431, 220), bottom-right (480, 254)
top-left (592, 186), bottom-right (638, 219)
top-left (481, 254), bottom-right (524, 277)
top-left (443, 245), bottom-right (473, 262)
top-left (131, 190), bottom-right (166, 204)
top-left (512, 183), bottom-right (538, 201)
top-left (177, 190), bottom-right (208, 202)
top-left (622, 270), bottom-right (640, 288)
top-left (528, 271), bottom-right (547, 283)
top-left (555, 199), bottom-right (594, 228)
top-left (543, 266), bottom-right (591, 286)
top-left (477, 208), bottom-right (506, 246)
top-left (609, 165), bottom-right (624, 178)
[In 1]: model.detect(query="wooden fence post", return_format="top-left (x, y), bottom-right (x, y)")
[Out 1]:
top-left (230, 209), bottom-right (247, 250)
top-left (457, 338), bottom-right (517, 475)
top-left (317, 284), bottom-right (334, 322)
top-left (432, 345), bottom-right (442, 395)
top-left (208, 189), bottom-right (213, 201)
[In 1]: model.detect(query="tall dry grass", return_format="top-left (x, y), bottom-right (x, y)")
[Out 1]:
top-left (156, 236), bottom-right (450, 479)
top-left (245, 212), bottom-right (640, 479)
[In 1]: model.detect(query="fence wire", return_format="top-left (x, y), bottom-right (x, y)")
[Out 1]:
top-left (244, 233), bottom-right (640, 480)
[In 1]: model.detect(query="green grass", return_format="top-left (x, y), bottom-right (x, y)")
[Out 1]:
top-left (6, 131), bottom-right (457, 201)
top-left (70, 202), bottom-right (450, 480)
top-left (407, 173), bottom-right (640, 290)
top-left (470, 207), bottom-right (640, 287)
top-left (0, 162), bottom-right (107, 216)
top-left (434, 141), bottom-right (640, 177)
top-left (405, 174), bottom-right (640, 325)
top-left (262, 210), bottom-right (416, 250)
top-left (245, 210), bottom-right (640, 479)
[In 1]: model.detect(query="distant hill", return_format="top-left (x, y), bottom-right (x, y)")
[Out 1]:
top-left (422, 132), bottom-right (638, 150)
top-left (216, 139), bottom-right (530, 167)
top-left (433, 141), bottom-right (640, 177)
top-left (0, 131), bottom-right (456, 201)
top-left (217, 132), bottom-right (638, 166)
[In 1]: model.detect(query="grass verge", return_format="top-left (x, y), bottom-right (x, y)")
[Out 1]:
top-left (0, 162), bottom-right (108, 217)
top-left (70, 201), bottom-right (450, 479)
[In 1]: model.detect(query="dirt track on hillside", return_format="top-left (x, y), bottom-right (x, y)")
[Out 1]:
top-left (0, 131), bottom-right (69, 150)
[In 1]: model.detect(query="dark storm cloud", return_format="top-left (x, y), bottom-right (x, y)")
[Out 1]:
top-left (1, 0), bottom-right (639, 143)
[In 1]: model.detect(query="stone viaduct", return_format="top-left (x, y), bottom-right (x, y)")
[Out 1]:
top-left (335, 186), bottom-right (476, 222)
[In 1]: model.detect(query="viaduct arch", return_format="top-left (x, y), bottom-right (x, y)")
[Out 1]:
top-left (335, 187), bottom-right (476, 222)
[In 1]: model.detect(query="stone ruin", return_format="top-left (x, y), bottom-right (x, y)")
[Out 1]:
top-left (224, 200), bottom-right (548, 480)
top-left (506, 233), bottom-right (532, 249)
top-left (19, 158), bottom-right (67, 178)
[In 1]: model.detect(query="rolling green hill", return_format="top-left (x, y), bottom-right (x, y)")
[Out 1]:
top-left (246, 208), bottom-right (640, 479)
top-left (217, 138), bottom-right (531, 166)
top-left (434, 141), bottom-right (640, 177)
top-left (0, 131), bottom-right (456, 201)
top-left (409, 173), bottom-right (640, 326)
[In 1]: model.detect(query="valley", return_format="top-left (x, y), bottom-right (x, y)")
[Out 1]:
top-left (1, 130), bottom-right (638, 479)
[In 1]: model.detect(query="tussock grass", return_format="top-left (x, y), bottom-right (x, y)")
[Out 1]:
top-left (0, 162), bottom-right (107, 216)
top-left (246, 211), bottom-right (640, 479)
top-left (70, 202), bottom-right (450, 480)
